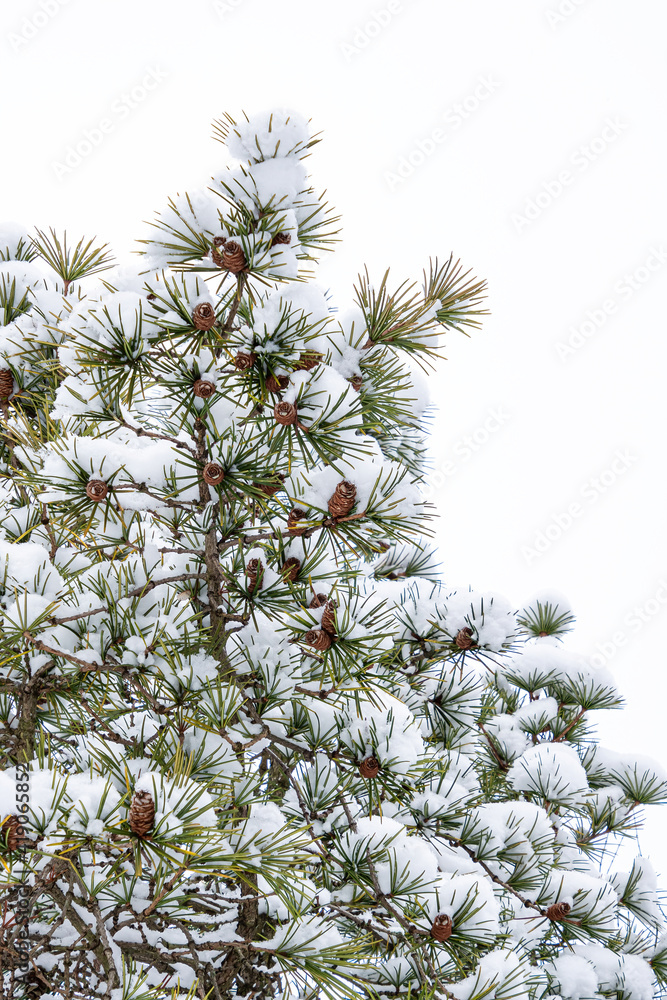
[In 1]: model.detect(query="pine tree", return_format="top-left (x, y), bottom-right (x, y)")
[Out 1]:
top-left (0, 109), bottom-right (665, 1000)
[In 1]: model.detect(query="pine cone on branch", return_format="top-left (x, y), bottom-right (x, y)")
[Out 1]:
top-left (211, 235), bottom-right (227, 267)
top-left (328, 480), bottom-right (357, 519)
top-left (1, 814), bottom-right (26, 852)
top-left (309, 592), bottom-right (328, 608)
top-left (287, 508), bottom-right (308, 535)
top-left (219, 240), bottom-right (247, 274)
top-left (321, 599), bottom-right (337, 637)
top-left (546, 902), bottom-right (571, 921)
top-left (431, 913), bottom-right (453, 942)
top-left (293, 351), bottom-right (322, 372)
top-left (193, 378), bottom-right (216, 399)
top-left (129, 790), bottom-right (155, 838)
top-left (0, 368), bottom-right (13, 402)
top-left (253, 473), bottom-right (285, 497)
top-left (348, 375), bottom-right (363, 391)
top-left (271, 232), bottom-right (292, 247)
top-left (454, 626), bottom-right (475, 650)
top-left (358, 756), bottom-right (380, 779)
top-left (274, 401), bottom-right (297, 426)
top-left (86, 480), bottom-right (108, 502)
top-left (192, 302), bottom-right (216, 331)
top-left (266, 374), bottom-right (290, 393)
top-left (234, 352), bottom-right (256, 371)
top-left (303, 629), bottom-right (332, 651)
top-left (246, 558), bottom-right (264, 593)
top-left (281, 557), bottom-right (301, 582)
top-left (203, 462), bottom-right (225, 486)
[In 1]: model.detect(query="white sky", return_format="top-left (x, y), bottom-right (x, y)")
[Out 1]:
top-left (1, 0), bottom-right (666, 861)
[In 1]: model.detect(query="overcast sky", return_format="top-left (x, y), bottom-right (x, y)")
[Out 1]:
top-left (1, 0), bottom-right (666, 861)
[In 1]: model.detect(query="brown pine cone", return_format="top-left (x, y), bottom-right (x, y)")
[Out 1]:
top-left (454, 627), bottom-right (475, 650)
top-left (303, 629), bottom-right (332, 651)
top-left (246, 558), bottom-right (264, 593)
top-left (293, 351), bottom-right (322, 372)
top-left (86, 480), bottom-right (108, 502)
top-left (253, 474), bottom-right (285, 497)
top-left (328, 480), bottom-right (357, 519)
top-left (1, 814), bottom-right (26, 852)
top-left (193, 378), bottom-right (216, 399)
top-left (203, 462), bottom-right (225, 486)
top-left (129, 790), bottom-right (155, 838)
top-left (271, 232), bottom-right (292, 247)
top-left (431, 913), bottom-right (453, 942)
top-left (211, 235), bottom-right (227, 266)
top-left (275, 401), bottom-right (297, 426)
top-left (0, 368), bottom-right (13, 402)
top-left (192, 302), bottom-right (216, 331)
top-left (348, 375), bottom-right (363, 391)
top-left (281, 557), bottom-right (301, 582)
top-left (234, 351), bottom-right (256, 371)
top-left (309, 593), bottom-right (328, 608)
top-left (321, 599), bottom-right (337, 637)
top-left (266, 374), bottom-right (290, 393)
top-left (358, 756), bottom-right (380, 779)
top-left (287, 508), bottom-right (308, 535)
top-left (219, 240), bottom-right (247, 274)
top-left (546, 902), bottom-right (571, 921)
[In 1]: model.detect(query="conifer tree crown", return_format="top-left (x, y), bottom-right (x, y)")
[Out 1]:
top-left (0, 109), bottom-right (665, 1000)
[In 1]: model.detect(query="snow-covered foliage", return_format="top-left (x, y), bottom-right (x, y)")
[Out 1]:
top-left (0, 109), bottom-right (664, 1000)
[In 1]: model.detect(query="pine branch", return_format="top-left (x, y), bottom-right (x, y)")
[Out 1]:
top-left (31, 228), bottom-right (114, 292)
top-left (48, 573), bottom-right (206, 625)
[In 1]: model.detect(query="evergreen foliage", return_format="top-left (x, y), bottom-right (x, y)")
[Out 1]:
top-left (0, 109), bottom-right (664, 1000)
